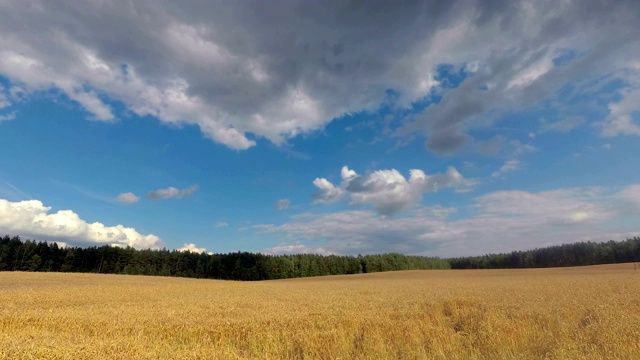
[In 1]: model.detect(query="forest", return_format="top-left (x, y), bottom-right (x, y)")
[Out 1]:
top-left (0, 235), bottom-right (450, 280)
top-left (1, 235), bottom-right (639, 280)
top-left (448, 237), bottom-right (640, 269)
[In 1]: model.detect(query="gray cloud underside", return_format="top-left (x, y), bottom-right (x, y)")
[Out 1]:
top-left (260, 185), bottom-right (640, 257)
top-left (0, 1), bottom-right (637, 151)
top-left (394, 1), bottom-right (640, 153)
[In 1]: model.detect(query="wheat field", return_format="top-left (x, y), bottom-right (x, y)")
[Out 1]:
top-left (1, 264), bottom-right (639, 359)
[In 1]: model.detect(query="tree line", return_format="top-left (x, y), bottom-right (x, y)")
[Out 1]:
top-left (449, 237), bottom-right (640, 269)
top-left (0, 235), bottom-right (450, 280)
top-left (2, 235), bottom-right (639, 279)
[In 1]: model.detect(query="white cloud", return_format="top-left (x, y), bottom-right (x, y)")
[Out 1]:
top-left (600, 66), bottom-right (640, 137)
top-left (67, 88), bottom-right (114, 121)
top-left (312, 178), bottom-right (344, 204)
top-left (146, 185), bottom-right (199, 200)
top-left (116, 192), bottom-right (140, 204)
top-left (0, 1), bottom-right (636, 151)
top-left (601, 114), bottom-right (640, 136)
top-left (258, 185), bottom-right (639, 257)
top-left (275, 198), bottom-right (291, 210)
top-left (313, 165), bottom-right (475, 215)
top-left (491, 159), bottom-right (520, 178)
top-left (177, 243), bottom-right (211, 255)
top-left (0, 198), bottom-right (162, 249)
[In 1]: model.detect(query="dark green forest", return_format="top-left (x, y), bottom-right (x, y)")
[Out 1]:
top-left (0, 235), bottom-right (449, 280)
top-left (1, 235), bottom-right (639, 280)
top-left (449, 237), bottom-right (640, 269)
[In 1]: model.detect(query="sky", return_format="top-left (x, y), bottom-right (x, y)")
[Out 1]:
top-left (0, 0), bottom-right (639, 257)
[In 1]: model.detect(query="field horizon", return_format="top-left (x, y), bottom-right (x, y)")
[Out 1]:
top-left (2, 263), bottom-right (640, 359)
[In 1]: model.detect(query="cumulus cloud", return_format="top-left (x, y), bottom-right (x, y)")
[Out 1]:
top-left (259, 185), bottom-right (640, 257)
top-left (116, 192), bottom-right (140, 204)
top-left (313, 165), bottom-right (475, 215)
top-left (0, 198), bottom-right (162, 249)
top-left (146, 185), bottom-right (199, 200)
top-left (0, 1), bottom-right (636, 151)
top-left (312, 178), bottom-right (344, 204)
top-left (275, 198), bottom-right (291, 210)
top-left (177, 243), bottom-right (211, 254)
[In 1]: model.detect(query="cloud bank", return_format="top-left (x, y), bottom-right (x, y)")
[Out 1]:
top-left (0, 198), bottom-right (162, 249)
top-left (260, 185), bottom-right (640, 257)
top-left (0, 1), bottom-right (636, 151)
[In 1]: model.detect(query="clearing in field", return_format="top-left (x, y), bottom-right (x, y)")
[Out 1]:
top-left (1, 264), bottom-right (640, 359)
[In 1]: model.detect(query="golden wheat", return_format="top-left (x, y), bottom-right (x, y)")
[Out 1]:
top-left (1, 264), bottom-right (640, 359)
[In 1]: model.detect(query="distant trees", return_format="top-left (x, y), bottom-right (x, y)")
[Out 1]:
top-left (448, 237), bottom-right (640, 269)
top-left (3, 235), bottom-right (639, 279)
top-left (0, 235), bottom-right (449, 280)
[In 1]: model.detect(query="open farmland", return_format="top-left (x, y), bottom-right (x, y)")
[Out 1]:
top-left (2, 264), bottom-right (640, 359)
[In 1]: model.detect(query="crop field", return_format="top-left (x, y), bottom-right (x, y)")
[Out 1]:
top-left (1, 264), bottom-right (640, 359)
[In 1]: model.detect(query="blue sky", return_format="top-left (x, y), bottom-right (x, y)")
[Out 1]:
top-left (0, 1), bottom-right (639, 257)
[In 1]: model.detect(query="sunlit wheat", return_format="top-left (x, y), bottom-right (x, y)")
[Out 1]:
top-left (1, 264), bottom-right (639, 359)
